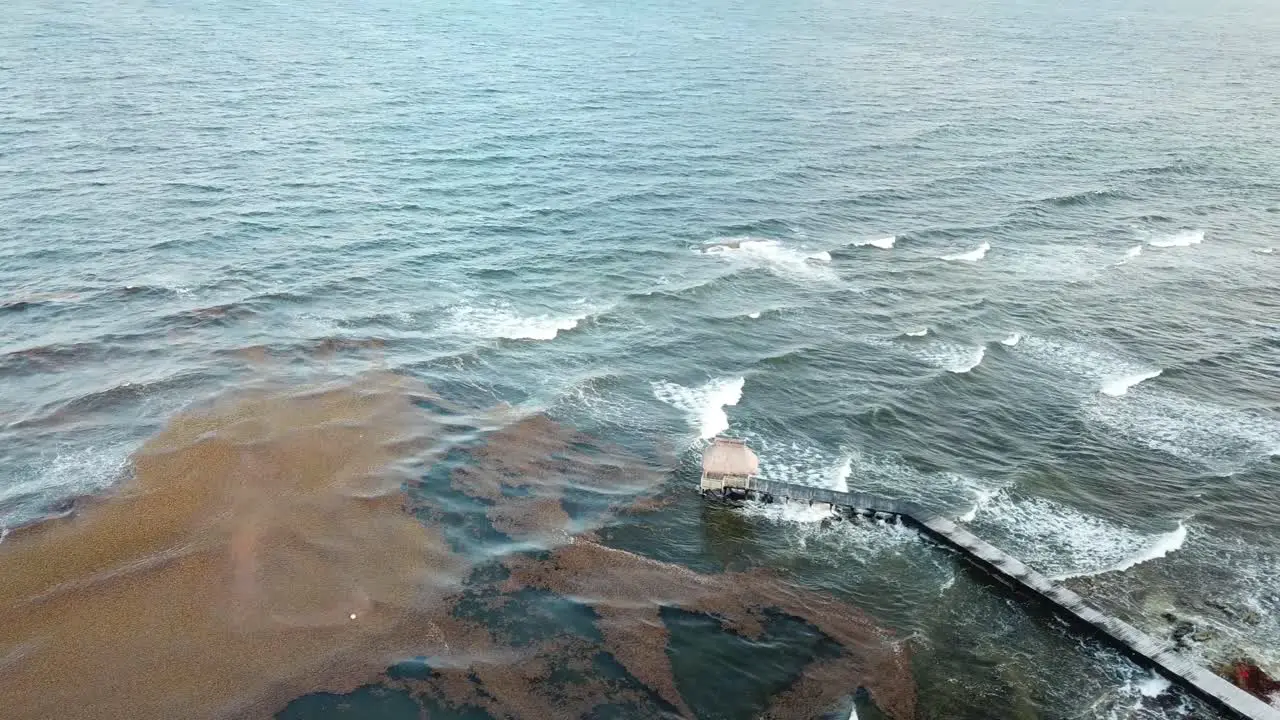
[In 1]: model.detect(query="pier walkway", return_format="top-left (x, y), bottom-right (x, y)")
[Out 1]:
top-left (714, 476), bottom-right (1280, 720)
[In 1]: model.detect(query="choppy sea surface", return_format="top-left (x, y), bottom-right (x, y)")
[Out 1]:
top-left (2, 0), bottom-right (1278, 717)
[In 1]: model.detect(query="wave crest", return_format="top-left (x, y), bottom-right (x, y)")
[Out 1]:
top-left (1148, 230), bottom-right (1204, 248)
top-left (850, 235), bottom-right (896, 249)
top-left (700, 238), bottom-right (837, 282)
top-left (450, 303), bottom-right (591, 340)
top-left (652, 376), bottom-right (745, 439)
top-left (941, 241), bottom-right (990, 262)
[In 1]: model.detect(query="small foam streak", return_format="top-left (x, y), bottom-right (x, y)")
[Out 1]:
top-left (1100, 369), bottom-right (1162, 396)
top-left (1148, 230), bottom-right (1204, 248)
top-left (941, 241), bottom-right (990, 262)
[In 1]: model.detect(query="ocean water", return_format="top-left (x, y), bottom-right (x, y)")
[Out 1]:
top-left (2, 0), bottom-right (1279, 717)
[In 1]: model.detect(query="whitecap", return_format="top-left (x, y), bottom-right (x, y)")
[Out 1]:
top-left (1254, 247), bottom-right (1276, 255)
top-left (651, 376), bottom-right (745, 439)
top-left (950, 346), bottom-right (985, 373)
top-left (1015, 337), bottom-right (1152, 389)
top-left (910, 341), bottom-right (986, 374)
top-left (767, 443), bottom-right (994, 518)
top-left (736, 499), bottom-right (920, 556)
top-left (1055, 522), bottom-right (1188, 579)
top-left (1000, 333), bottom-right (1021, 347)
top-left (0, 444), bottom-right (132, 529)
top-left (966, 490), bottom-right (1185, 578)
top-left (700, 238), bottom-right (837, 282)
top-left (746, 311), bottom-right (761, 319)
top-left (941, 241), bottom-right (990, 262)
top-left (1148, 230), bottom-right (1204, 248)
top-left (958, 487), bottom-right (999, 523)
top-left (850, 235), bottom-right (896, 249)
top-left (732, 435), bottom-right (854, 492)
top-left (1100, 368), bottom-right (1163, 396)
top-left (1137, 672), bottom-right (1172, 699)
top-left (1083, 389), bottom-right (1280, 468)
top-left (831, 454), bottom-right (852, 493)
top-left (904, 327), bottom-right (928, 337)
top-left (450, 303), bottom-right (590, 341)
top-left (1126, 245), bottom-right (1143, 258)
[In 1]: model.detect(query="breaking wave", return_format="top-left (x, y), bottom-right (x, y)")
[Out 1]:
top-left (965, 490), bottom-right (1186, 578)
top-left (651, 376), bottom-right (745, 439)
top-left (941, 241), bottom-right (990, 262)
top-left (1055, 522), bottom-right (1188, 579)
top-left (850, 235), bottom-right (897, 249)
top-left (916, 343), bottom-right (986, 374)
top-left (1148, 230), bottom-right (1204, 248)
top-left (1100, 369), bottom-right (1163, 397)
top-left (1083, 390), bottom-right (1280, 468)
top-left (449, 303), bottom-right (591, 340)
top-left (699, 238), bottom-right (837, 281)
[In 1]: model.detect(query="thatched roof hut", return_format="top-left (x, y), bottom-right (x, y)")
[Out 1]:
top-left (700, 437), bottom-right (758, 491)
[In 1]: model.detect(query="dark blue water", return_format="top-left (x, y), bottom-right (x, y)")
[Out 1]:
top-left (2, 0), bottom-right (1278, 717)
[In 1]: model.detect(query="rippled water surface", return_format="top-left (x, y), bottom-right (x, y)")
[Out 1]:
top-left (2, 0), bottom-right (1278, 717)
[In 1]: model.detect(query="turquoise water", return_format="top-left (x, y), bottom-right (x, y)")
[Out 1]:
top-left (2, 0), bottom-right (1278, 717)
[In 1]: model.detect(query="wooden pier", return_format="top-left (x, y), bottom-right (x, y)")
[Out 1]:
top-left (701, 458), bottom-right (1280, 720)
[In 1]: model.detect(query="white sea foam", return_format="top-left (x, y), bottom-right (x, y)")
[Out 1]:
top-left (1137, 672), bottom-right (1172, 698)
top-left (450, 303), bottom-right (590, 340)
top-left (747, 311), bottom-right (761, 319)
top-left (763, 443), bottom-right (993, 518)
top-left (1015, 336), bottom-right (1153, 389)
top-left (917, 343), bottom-right (985, 373)
top-left (1148, 230), bottom-right (1204, 248)
top-left (941, 241), bottom-right (990, 262)
top-left (737, 498), bottom-right (920, 556)
top-left (651, 376), bottom-right (745, 439)
top-left (1091, 658), bottom-right (1195, 720)
top-left (831, 454), bottom-right (852, 493)
top-left (1055, 522), bottom-right (1188, 579)
top-left (700, 238), bottom-right (837, 281)
top-left (958, 487), bottom-right (1000, 523)
top-left (1126, 245), bottom-right (1143, 258)
top-left (1254, 247), bottom-right (1276, 255)
top-left (850, 235), bottom-right (896, 249)
top-left (1100, 368), bottom-right (1163, 396)
top-left (904, 327), bottom-right (928, 337)
top-left (1001, 333), bottom-right (1022, 347)
top-left (736, 435), bottom-right (855, 492)
top-left (1083, 390), bottom-right (1280, 468)
top-left (0, 444), bottom-right (132, 529)
top-left (965, 490), bottom-right (1185, 578)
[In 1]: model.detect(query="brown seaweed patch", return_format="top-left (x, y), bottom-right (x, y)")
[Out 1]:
top-left (0, 374), bottom-right (467, 720)
top-left (487, 497), bottom-right (573, 543)
top-left (503, 540), bottom-right (918, 718)
top-left (450, 412), bottom-right (665, 542)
